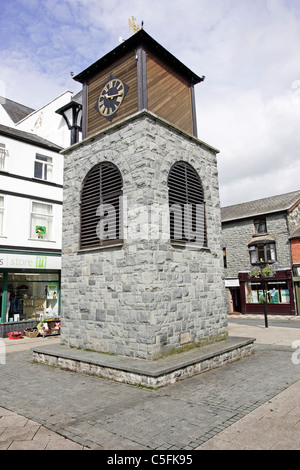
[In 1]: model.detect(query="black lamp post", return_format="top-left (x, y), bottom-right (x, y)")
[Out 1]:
top-left (249, 260), bottom-right (276, 328)
top-left (56, 99), bottom-right (82, 146)
top-left (261, 270), bottom-right (269, 328)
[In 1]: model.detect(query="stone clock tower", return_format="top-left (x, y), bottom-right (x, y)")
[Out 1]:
top-left (59, 29), bottom-right (229, 361)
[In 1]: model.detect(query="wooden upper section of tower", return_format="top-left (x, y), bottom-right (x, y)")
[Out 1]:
top-left (74, 29), bottom-right (204, 139)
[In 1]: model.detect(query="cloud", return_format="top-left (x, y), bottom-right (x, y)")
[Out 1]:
top-left (0, 0), bottom-right (300, 206)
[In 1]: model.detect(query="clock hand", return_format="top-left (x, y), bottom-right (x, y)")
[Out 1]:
top-left (103, 92), bottom-right (123, 99)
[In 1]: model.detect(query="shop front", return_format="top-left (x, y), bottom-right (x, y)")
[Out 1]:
top-left (0, 251), bottom-right (61, 337)
top-left (238, 269), bottom-right (295, 315)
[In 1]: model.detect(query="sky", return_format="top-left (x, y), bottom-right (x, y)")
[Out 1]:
top-left (1, 0), bottom-right (300, 207)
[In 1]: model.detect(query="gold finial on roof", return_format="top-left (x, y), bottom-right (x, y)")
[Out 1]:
top-left (128, 16), bottom-right (140, 34)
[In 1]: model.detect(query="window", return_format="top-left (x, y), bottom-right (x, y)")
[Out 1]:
top-left (5, 272), bottom-right (60, 322)
top-left (249, 242), bottom-right (276, 264)
top-left (80, 162), bottom-right (123, 249)
top-left (167, 161), bottom-right (206, 247)
top-left (34, 154), bottom-right (53, 181)
top-left (31, 201), bottom-right (53, 240)
top-left (254, 217), bottom-right (267, 234)
top-left (245, 281), bottom-right (290, 304)
top-left (0, 196), bottom-right (4, 236)
top-left (294, 266), bottom-right (300, 277)
top-left (0, 144), bottom-right (6, 171)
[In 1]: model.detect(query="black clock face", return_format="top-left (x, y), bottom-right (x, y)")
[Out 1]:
top-left (94, 75), bottom-right (129, 122)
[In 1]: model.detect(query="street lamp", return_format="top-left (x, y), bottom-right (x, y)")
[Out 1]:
top-left (249, 259), bottom-right (276, 328)
top-left (56, 98), bottom-right (82, 145)
top-left (260, 263), bottom-right (269, 328)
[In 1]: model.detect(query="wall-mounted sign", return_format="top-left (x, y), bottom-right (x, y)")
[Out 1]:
top-left (225, 279), bottom-right (240, 287)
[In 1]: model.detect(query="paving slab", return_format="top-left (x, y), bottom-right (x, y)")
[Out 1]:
top-left (0, 406), bottom-right (85, 450)
top-left (0, 318), bottom-right (300, 450)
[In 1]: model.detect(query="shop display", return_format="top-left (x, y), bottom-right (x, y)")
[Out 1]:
top-left (7, 331), bottom-right (23, 340)
top-left (37, 319), bottom-right (60, 337)
top-left (24, 328), bottom-right (39, 338)
top-left (1, 273), bottom-right (59, 323)
top-left (245, 280), bottom-right (291, 304)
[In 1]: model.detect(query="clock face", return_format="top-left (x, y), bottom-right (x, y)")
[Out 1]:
top-left (94, 75), bottom-right (129, 122)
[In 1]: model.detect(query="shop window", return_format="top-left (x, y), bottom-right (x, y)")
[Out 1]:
top-left (167, 161), bottom-right (206, 247)
top-left (30, 201), bottom-right (53, 240)
top-left (245, 281), bottom-right (290, 304)
top-left (254, 217), bottom-right (267, 234)
top-left (249, 243), bottom-right (276, 264)
top-left (4, 273), bottom-right (59, 322)
top-left (0, 196), bottom-right (4, 236)
top-left (80, 162), bottom-right (123, 249)
top-left (34, 154), bottom-right (53, 181)
top-left (293, 266), bottom-right (300, 277)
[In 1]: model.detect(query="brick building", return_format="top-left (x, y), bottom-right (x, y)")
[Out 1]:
top-left (222, 190), bottom-right (300, 315)
top-left (289, 226), bottom-right (300, 314)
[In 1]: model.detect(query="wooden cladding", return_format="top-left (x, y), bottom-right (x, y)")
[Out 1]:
top-left (86, 52), bottom-right (138, 138)
top-left (147, 52), bottom-right (194, 135)
top-left (168, 161), bottom-right (207, 247)
top-left (85, 48), bottom-right (195, 138)
top-left (80, 162), bottom-right (123, 249)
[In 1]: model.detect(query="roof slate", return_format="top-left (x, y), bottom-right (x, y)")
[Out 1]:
top-left (0, 123), bottom-right (62, 151)
top-left (0, 96), bottom-right (34, 123)
top-left (221, 190), bottom-right (300, 222)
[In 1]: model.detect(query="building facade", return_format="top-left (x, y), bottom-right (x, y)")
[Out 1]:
top-left (0, 123), bottom-right (63, 335)
top-left (0, 91), bottom-right (81, 336)
top-left (222, 190), bottom-right (300, 315)
top-left (289, 225), bottom-right (300, 314)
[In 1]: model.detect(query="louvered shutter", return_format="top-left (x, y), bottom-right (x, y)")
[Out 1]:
top-left (168, 161), bottom-right (206, 246)
top-left (80, 162), bottom-right (123, 249)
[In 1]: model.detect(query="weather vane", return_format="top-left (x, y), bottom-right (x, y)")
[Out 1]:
top-left (128, 16), bottom-right (140, 34)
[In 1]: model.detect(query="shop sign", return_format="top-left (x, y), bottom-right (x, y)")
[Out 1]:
top-left (0, 253), bottom-right (61, 270)
top-left (225, 279), bottom-right (240, 287)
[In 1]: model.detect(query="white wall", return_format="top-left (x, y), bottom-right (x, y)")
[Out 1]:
top-left (0, 134), bottom-right (63, 186)
top-left (0, 194), bottom-right (62, 250)
top-left (0, 135), bottom-right (63, 250)
top-left (16, 91), bottom-right (74, 148)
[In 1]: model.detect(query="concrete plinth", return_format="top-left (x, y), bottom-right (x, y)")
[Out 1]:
top-left (33, 336), bottom-right (255, 388)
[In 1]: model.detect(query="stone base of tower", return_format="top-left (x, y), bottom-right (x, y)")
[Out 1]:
top-left (60, 111), bottom-right (229, 361)
top-left (32, 336), bottom-right (255, 388)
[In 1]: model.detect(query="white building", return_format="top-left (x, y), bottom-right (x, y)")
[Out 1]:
top-left (0, 91), bottom-right (81, 336)
top-left (16, 90), bottom-right (82, 148)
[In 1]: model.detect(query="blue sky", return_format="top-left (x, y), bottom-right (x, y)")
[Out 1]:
top-left (1, 0), bottom-right (300, 206)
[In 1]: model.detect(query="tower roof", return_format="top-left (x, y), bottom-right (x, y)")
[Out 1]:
top-left (74, 29), bottom-right (203, 85)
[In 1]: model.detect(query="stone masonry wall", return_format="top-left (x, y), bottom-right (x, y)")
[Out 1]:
top-left (60, 111), bottom-right (227, 360)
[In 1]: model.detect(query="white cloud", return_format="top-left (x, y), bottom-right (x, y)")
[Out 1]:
top-left (0, 0), bottom-right (300, 206)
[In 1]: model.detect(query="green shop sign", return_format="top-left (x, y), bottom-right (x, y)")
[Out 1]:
top-left (0, 253), bottom-right (61, 270)
top-left (36, 256), bottom-right (47, 268)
